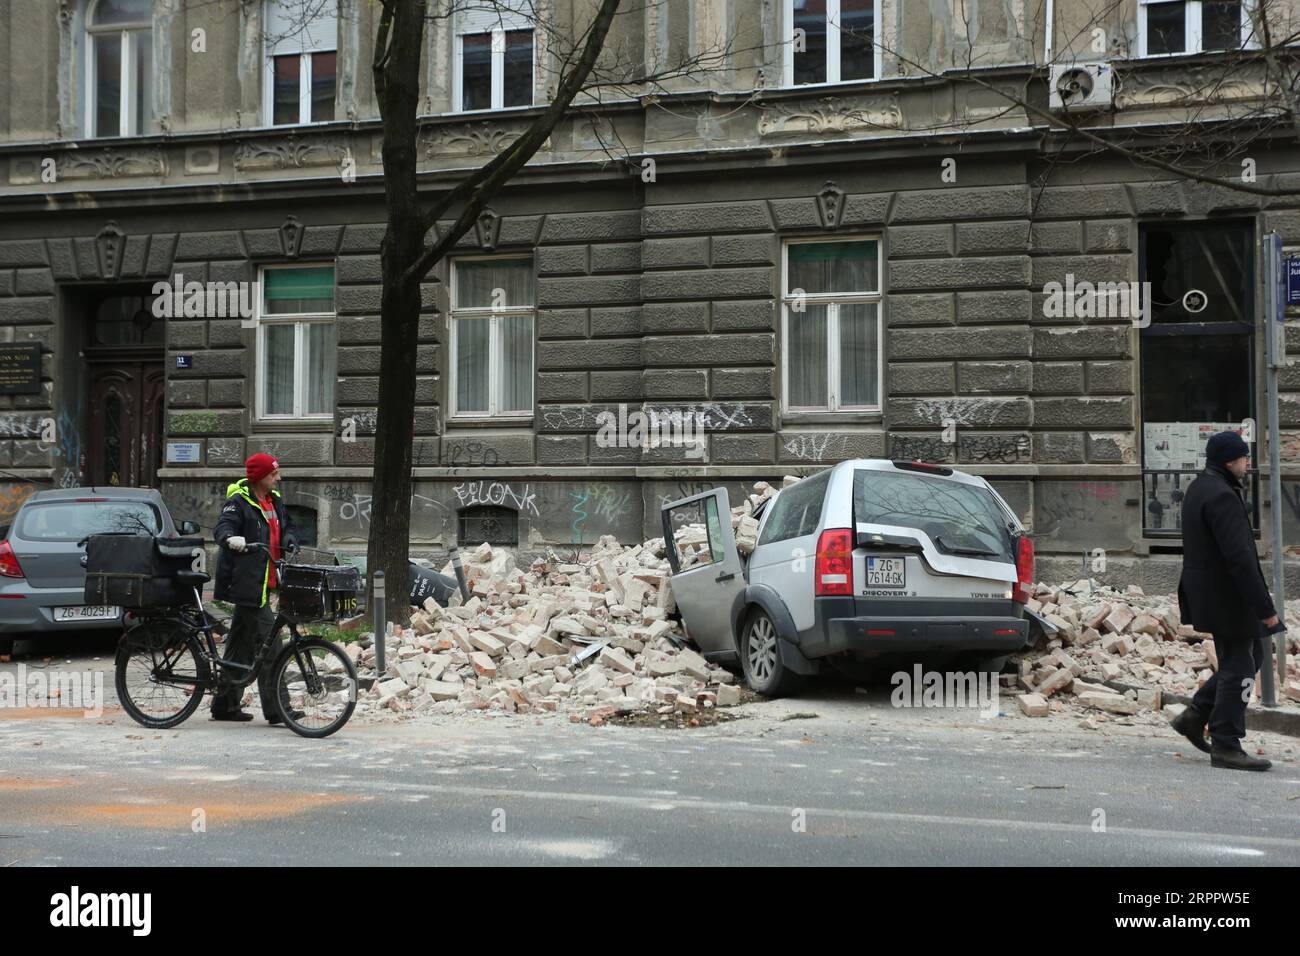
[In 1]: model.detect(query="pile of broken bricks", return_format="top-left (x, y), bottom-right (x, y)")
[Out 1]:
top-left (1012, 579), bottom-right (1300, 724)
top-left (335, 470), bottom-right (1300, 730)
top-left (348, 535), bottom-right (745, 726)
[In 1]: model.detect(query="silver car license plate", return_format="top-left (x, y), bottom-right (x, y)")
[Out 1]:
top-left (53, 605), bottom-right (121, 622)
top-left (866, 557), bottom-right (905, 588)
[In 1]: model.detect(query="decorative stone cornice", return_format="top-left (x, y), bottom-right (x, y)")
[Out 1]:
top-left (233, 135), bottom-right (349, 171)
top-left (59, 148), bottom-right (167, 179)
top-left (756, 94), bottom-right (903, 137)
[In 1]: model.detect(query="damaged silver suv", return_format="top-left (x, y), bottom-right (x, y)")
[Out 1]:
top-left (660, 459), bottom-right (1035, 697)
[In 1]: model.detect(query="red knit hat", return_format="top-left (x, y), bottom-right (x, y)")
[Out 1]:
top-left (245, 452), bottom-right (280, 482)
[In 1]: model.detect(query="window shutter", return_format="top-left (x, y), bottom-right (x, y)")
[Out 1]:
top-left (456, 0), bottom-right (533, 35)
top-left (265, 0), bottom-right (338, 55)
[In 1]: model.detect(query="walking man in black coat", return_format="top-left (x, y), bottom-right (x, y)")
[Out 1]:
top-left (1171, 431), bottom-right (1278, 771)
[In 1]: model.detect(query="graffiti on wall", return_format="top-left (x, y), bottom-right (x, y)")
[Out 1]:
top-left (452, 481), bottom-right (539, 516)
top-left (569, 483), bottom-right (635, 544)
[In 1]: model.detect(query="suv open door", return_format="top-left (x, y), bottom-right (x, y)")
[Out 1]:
top-left (660, 488), bottom-right (746, 656)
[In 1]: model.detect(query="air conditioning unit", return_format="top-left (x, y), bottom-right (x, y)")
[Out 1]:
top-left (1049, 62), bottom-right (1114, 111)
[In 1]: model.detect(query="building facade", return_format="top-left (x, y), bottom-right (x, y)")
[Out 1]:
top-left (1, 0), bottom-right (1299, 589)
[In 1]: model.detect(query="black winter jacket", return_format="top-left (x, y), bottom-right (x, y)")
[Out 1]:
top-left (1177, 464), bottom-right (1275, 638)
top-left (213, 479), bottom-right (296, 607)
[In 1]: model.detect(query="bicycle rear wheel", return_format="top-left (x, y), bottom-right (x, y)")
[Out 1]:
top-left (270, 636), bottom-right (357, 738)
top-left (115, 620), bottom-right (210, 729)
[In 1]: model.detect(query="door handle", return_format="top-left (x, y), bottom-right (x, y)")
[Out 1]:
top-left (716, 571), bottom-right (735, 582)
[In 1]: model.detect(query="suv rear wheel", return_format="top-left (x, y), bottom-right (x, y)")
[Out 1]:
top-left (740, 609), bottom-right (804, 698)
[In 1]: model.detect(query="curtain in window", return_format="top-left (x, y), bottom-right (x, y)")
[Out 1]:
top-left (788, 304), bottom-right (828, 408)
top-left (457, 318), bottom-right (490, 412)
top-left (305, 323), bottom-right (336, 414)
top-left (264, 324), bottom-right (296, 415)
top-left (839, 303), bottom-right (878, 407)
top-left (456, 259), bottom-right (533, 308)
top-left (499, 314), bottom-right (533, 413)
top-left (264, 266), bottom-right (335, 314)
top-left (788, 241), bottom-right (876, 295)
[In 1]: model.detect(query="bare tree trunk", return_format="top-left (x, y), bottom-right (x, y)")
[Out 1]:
top-left (368, 0), bottom-right (427, 625)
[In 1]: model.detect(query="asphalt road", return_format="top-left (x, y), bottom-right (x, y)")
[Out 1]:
top-left (2, 631), bottom-right (1299, 866)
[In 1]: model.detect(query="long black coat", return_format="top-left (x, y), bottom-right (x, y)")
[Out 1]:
top-left (1177, 464), bottom-right (1275, 638)
top-left (213, 479), bottom-right (296, 607)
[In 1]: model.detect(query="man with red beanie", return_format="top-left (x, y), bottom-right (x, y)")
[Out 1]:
top-left (211, 452), bottom-right (298, 723)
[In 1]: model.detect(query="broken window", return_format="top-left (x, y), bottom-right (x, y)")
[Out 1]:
top-left (787, 0), bottom-right (878, 85)
top-left (782, 238), bottom-right (881, 414)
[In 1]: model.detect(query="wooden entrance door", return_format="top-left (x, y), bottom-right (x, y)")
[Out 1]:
top-left (86, 361), bottom-right (165, 488)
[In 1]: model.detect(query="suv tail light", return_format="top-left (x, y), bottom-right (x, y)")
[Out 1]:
top-left (815, 528), bottom-right (854, 597)
top-left (0, 540), bottom-right (24, 578)
top-left (1011, 534), bottom-right (1034, 604)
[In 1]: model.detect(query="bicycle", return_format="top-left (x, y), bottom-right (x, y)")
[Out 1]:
top-left (112, 542), bottom-right (361, 739)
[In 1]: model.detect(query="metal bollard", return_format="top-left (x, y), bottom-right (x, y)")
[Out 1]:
top-left (373, 570), bottom-right (386, 677)
top-left (447, 544), bottom-right (470, 603)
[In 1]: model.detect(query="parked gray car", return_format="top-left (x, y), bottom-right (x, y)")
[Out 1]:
top-left (661, 459), bottom-right (1036, 697)
top-left (0, 487), bottom-right (199, 656)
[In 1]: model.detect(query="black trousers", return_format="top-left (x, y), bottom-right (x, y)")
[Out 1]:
top-left (1189, 628), bottom-right (1266, 751)
top-left (210, 602), bottom-right (281, 718)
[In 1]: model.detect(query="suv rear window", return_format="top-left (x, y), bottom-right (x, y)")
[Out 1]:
top-left (16, 502), bottom-right (162, 540)
top-left (853, 470), bottom-right (1013, 562)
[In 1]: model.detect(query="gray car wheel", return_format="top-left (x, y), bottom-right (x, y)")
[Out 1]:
top-left (740, 609), bottom-right (804, 698)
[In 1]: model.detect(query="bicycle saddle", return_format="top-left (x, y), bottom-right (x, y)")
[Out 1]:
top-left (175, 570), bottom-right (210, 585)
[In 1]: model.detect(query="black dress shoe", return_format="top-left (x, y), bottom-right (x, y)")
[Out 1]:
top-left (211, 710), bottom-right (254, 722)
top-left (1170, 706), bottom-right (1210, 753)
top-left (267, 709), bottom-right (306, 725)
top-left (1210, 746), bottom-right (1272, 771)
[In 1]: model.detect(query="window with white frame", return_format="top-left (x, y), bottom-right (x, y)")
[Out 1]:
top-left (784, 0), bottom-right (879, 86)
top-left (257, 265), bottom-right (337, 420)
top-left (782, 239), bottom-right (881, 413)
top-left (263, 0), bottom-right (338, 125)
top-left (450, 258), bottom-right (535, 418)
top-left (454, 2), bottom-right (535, 111)
top-left (1138, 0), bottom-right (1254, 56)
top-left (85, 0), bottom-right (153, 137)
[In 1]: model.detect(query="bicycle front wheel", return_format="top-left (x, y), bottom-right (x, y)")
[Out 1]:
top-left (270, 637), bottom-right (357, 738)
top-left (115, 620), bottom-right (210, 729)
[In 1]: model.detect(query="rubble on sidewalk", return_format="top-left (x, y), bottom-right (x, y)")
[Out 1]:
top-left (1014, 579), bottom-right (1300, 723)
top-left (350, 532), bottom-right (752, 724)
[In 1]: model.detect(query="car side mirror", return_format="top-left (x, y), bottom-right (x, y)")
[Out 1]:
top-left (177, 520), bottom-right (200, 536)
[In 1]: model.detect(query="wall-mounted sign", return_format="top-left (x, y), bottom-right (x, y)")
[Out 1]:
top-left (0, 344), bottom-right (42, 394)
top-left (175, 355), bottom-right (193, 370)
top-left (1287, 255), bottom-right (1300, 307)
top-left (166, 442), bottom-right (202, 464)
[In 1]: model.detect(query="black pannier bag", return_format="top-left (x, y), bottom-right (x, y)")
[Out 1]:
top-left (278, 563), bottom-right (363, 621)
top-left (83, 534), bottom-right (205, 608)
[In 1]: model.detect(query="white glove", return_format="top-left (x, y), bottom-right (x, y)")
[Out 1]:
top-left (226, 536), bottom-right (247, 552)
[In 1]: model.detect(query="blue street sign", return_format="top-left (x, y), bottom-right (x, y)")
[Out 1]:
top-left (1287, 255), bottom-right (1300, 307)
top-left (175, 355), bottom-right (193, 369)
